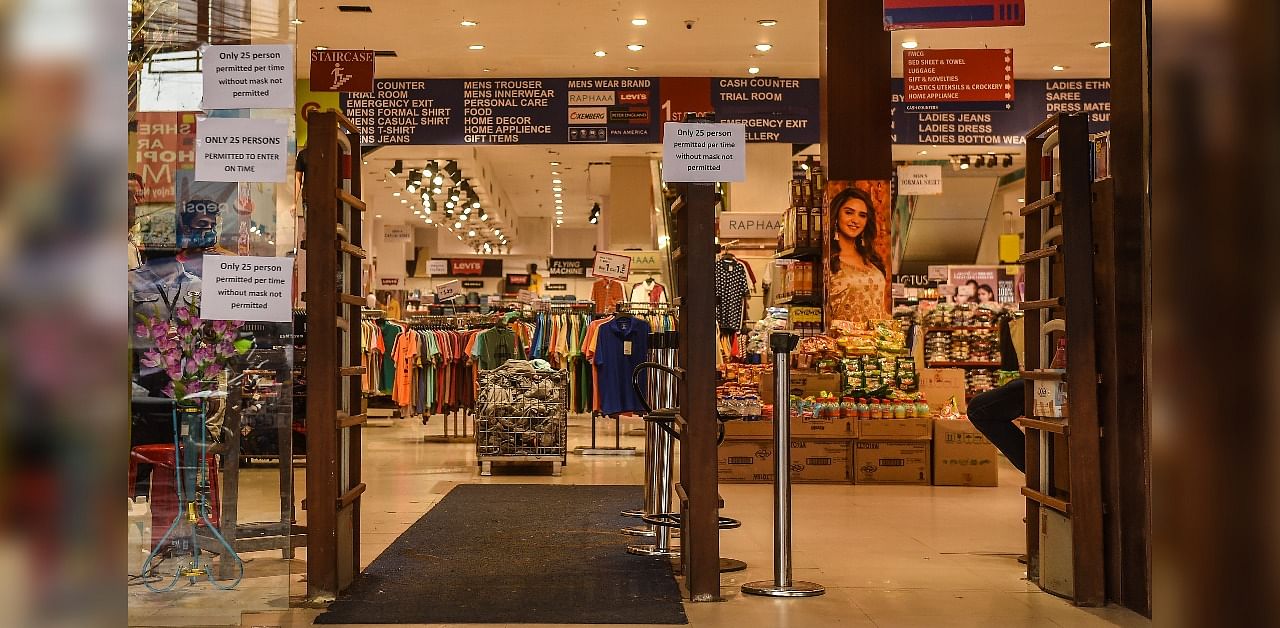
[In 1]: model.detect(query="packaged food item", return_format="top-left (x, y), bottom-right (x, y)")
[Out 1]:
top-left (895, 357), bottom-right (918, 391)
top-left (857, 398), bottom-right (869, 419)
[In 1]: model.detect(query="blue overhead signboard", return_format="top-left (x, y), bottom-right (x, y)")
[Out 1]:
top-left (883, 0), bottom-right (1026, 30)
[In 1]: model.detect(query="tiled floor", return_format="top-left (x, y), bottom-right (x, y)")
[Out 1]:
top-left (130, 414), bottom-right (1150, 627)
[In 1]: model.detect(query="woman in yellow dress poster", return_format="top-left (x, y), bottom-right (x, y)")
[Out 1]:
top-left (825, 181), bottom-right (892, 325)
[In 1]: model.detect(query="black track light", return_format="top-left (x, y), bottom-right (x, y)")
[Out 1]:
top-left (1002, 154), bottom-right (1013, 167)
top-left (959, 155), bottom-right (970, 170)
top-left (986, 154), bottom-right (998, 168)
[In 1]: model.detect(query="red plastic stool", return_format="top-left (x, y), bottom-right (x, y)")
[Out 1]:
top-left (129, 444), bottom-right (220, 548)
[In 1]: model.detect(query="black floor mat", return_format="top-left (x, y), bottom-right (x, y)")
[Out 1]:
top-left (315, 484), bottom-right (688, 624)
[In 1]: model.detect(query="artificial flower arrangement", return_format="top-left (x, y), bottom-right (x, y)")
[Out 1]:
top-left (134, 305), bottom-right (247, 400)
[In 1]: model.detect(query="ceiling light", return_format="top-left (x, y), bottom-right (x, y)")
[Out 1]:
top-left (445, 201), bottom-right (455, 209)
top-left (432, 175), bottom-right (444, 186)
top-left (450, 194), bottom-right (460, 202)
top-left (290, 18), bottom-right (303, 25)
top-left (593, 50), bottom-right (607, 57)
top-left (549, 161), bottom-right (560, 166)
top-left (425, 217), bottom-right (433, 223)
top-left (553, 187), bottom-right (562, 192)
top-left (758, 19), bottom-right (778, 27)
top-left (1092, 41), bottom-right (1111, 48)
top-left (551, 170), bottom-right (560, 175)
top-left (1052, 65), bottom-right (1067, 71)
top-left (755, 43), bottom-right (772, 52)
top-left (469, 44), bottom-right (485, 50)
top-left (460, 19), bottom-right (478, 26)
top-left (1002, 155), bottom-right (1014, 167)
top-left (1017, 198), bottom-right (1025, 204)
top-left (959, 156), bottom-right (970, 170)
top-left (468, 230), bottom-right (476, 237)
top-left (393, 191), bottom-right (401, 197)
top-left (632, 18), bottom-right (648, 26)
top-left (626, 66), bottom-right (640, 72)
top-left (314, 46), bottom-right (328, 51)
top-left (454, 221), bottom-right (463, 229)
top-left (400, 199), bottom-right (408, 203)
top-left (472, 201), bottom-right (481, 209)
top-left (917, 150), bottom-right (928, 155)
top-left (388, 160), bottom-right (403, 176)
top-left (555, 199), bottom-right (563, 204)
top-left (554, 193), bottom-right (562, 198)
top-left (555, 209), bottom-right (564, 215)
top-left (901, 40), bottom-right (919, 49)
top-left (748, 67), bottom-right (760, 75)
top-left (480, 213), bottom-right (488, 221)
top-left (482, 68), bottom-right (493, 72)
top-left (986, 155), bottom-right (998, 167)
top-left (552, 178), bottom-right (562, 184)
top-left (627, 44), bottom-right (644, 52)
top-left (374, 214), bottom-right (382, 218)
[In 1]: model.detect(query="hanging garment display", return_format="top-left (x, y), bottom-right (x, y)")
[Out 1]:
top-left (593, 315), bottom-right (652, 415)
top-left (590, 278), bottom-right (625, 314)
top-left (630, 277), bottom-right (668, 305)
top-left (714, 256), bottom-right (751, 331)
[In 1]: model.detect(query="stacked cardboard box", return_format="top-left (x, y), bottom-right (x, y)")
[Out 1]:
top-left (719, 439), bottom-right (852, 484)
top-left (854, 416), bottom-right (932, 485)
top-left (932, 418), bottom-right (999, 486)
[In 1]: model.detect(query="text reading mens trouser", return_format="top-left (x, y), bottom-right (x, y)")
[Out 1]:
top-left (966, 379), bottom-right (1027, 473)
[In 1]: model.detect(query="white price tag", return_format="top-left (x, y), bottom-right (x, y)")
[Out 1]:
top-left (623, 341), bottom-right (633, 356)
top-left (592, 251), bottom-right (633, 281)
top-left (435, 279), bottom-right (461, 301)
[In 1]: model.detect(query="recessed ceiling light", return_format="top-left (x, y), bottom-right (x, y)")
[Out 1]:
top-left (468, 229), bottom-right (476, 237)
top-left (393, 191), bottom-right (401, 196)
top-left (555, 199), bottom-right (563, 204)
top-left (425, 217), bottom-right (433, 223)
top-left (554, 193), bottom-right (562, 198)
top-left (290, 18), bottom-right (303, 25)
top-left (626, 66), bottom-right (640, 72)
top-left (755, 43), bottom-right (772, 52)
top-left (314, 46), bottom-right (328, 51)
top-left (594, 50), bottom-right (607, 57)
top-left (1052, 65), bottom-right (1067, 71)
top-left (460, 19), bottom-right (478, 26)
top-left (1092, 41), bottom-right (1111, 48)
top-left (550, 161), bottom-right (560, 166)
top-left (400, 199), bottom-right (407, 203)
top-left (469, 44), bottom-right (485, 50)
top-left (375, 214), bottom-right (382, 218)
top-left (551, 171), bottom-right (560, 175)
top-left (553, 187), bottom-right (563, 192)
top-left (552, 179), bottom-right (562, 184)
top-left (748, 67), bottom-right (760, 75)
top-left (758, 19), bottom-right (778, 27)
top-left (482, 68), bottom-right (493, 72)
top-left (627, 44), bottom-right (644, 52)
top-left (917, 150), bottom-right (928, 155)
top-left (631, 18), bottom-right (648, 26)
top-left (901, 40), bottom-right (919, 49)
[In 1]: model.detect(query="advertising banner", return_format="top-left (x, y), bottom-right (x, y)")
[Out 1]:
top-left (947, 265), bottom-right (1022, 305)
top-left (134, 112), bottom-right (198, 204)
top-left (893, 78), bottom-right (1110, 144)
top-left (431, 258), bottom-right (503, 277)
top-left (824, 180), bottom-right (894, 326)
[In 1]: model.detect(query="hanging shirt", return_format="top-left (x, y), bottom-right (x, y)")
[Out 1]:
top-left (591, 278), bottom-right (625, 314)
top-left (593, 316), bottom-right (652, 415)
top-left (473, 325), bottom-right (525, 370)
top-left (379, 320), bottom-right (403, 394)
top-left (714, 258), bottom-right (751, 331)
top-left (630, 279), bottom-right (668, 305)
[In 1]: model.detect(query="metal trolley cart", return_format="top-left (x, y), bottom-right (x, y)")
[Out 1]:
top-left (475, 363), bottom-right (568, 476)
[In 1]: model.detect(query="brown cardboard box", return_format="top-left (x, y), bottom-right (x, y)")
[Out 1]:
top-left (722, 412), bottom-right (858, 440)
top-left (718, 439), bottom-right (853, 484)
top-left (932, 419), bottom-right (999, 486)
top-left (852, 440), bottom-right (931, 485)
top-left (919, 368), bottom-right (968, 412)
top-left (858, 416), bottom-right (933, 440)
top-left (758, 369), bottom-right (843, 405)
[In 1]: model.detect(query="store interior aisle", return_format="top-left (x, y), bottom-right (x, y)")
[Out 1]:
top-left (198, 413), bottom-right (1145, 628)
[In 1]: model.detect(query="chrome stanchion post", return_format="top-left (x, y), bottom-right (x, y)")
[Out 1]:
top-left (628, 331), bottom-right (680, 557)
top-left (743, 332), bottom-right (824, 597)
top-left (622, 333), bottom-right (661, 531)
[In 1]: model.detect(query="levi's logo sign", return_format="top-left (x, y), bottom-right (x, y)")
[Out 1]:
top-left (451, 260), bottom-right (483, 274)
top-left (618, 90), bottom-right (648, 104)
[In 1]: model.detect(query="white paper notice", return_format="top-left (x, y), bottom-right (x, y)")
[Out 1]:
top-left (195, 118), bottom-right (289, 183)
top-left (203, 45), bottom-right (295, 110)
top-left (435, 280), bottom-right (461, 301)
top-left (662, 122), bottom-right (747, 182)
top-left (202, 256), bottom-right (293, 322)
top-left (896, 165), bottom-right (944, 195)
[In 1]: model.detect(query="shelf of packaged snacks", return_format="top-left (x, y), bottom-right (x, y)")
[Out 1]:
top-left (773, 246), bottom-right (822, 260)
top-left (926, 360), bottom-right (1002, 368)
top-left (774, 294), bottom-right (821, 306)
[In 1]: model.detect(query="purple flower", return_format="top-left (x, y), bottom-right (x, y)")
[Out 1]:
top-left (140, 349), bottom-right (165, 369)
top-left (218, 340), bottom-right (235, 358)
top-left (188, 313), bottom-right (202, 328)
top-left (175, 306), bottom-right (190, 323)
top-left (206, 364), bottom-right (224, 378)
top-left (135, 323), bottom-right (149, 339)
top-left (194, 345), bottom-right (216, 366)
top-left (185, 381), bottom-right (203, 396)
top-left (166, 361), bottom-right (183, 381)
top-left (150, 319), bottom-right (169, 340)
top-left (155, 335), bottom-right (178, 353)
top-left (176, 323), bottom-right (193, 338)
top-left (162, 383), bottom-right (175, 398)
top-left (183, 358), bottom-right (199, 376)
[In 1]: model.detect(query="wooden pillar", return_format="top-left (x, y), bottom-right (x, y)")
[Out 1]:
top-left (819, 0), bottom-right (893, 181)
top-left (676, 181), bottom-right (722, 601)
top-left (1104, 0), bottom-right (1151, 617)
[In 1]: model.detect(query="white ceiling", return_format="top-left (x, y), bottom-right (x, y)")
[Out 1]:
top-left (304, 0), bottom-right (1110, 247)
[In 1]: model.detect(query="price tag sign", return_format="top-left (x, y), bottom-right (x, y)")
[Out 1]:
top-left (592, 251), bottom-right (633, 281)
top-left (517, 289), bottom-right (535, 304)
top-left (435, 279), bottom-right (462, 301)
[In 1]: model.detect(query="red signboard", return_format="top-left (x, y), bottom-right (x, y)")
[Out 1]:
top-left (133, 112), bottom-right (198, 204)
top-left (884, 0), bottom-right (1025, 30)
top-left (902, 48), bottom-right (1013, 112)
top-left (310, 49), bottom-right (376, 92)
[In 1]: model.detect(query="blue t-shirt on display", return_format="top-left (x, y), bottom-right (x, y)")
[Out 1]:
top-left (593, 316), bottom-right (651, 415)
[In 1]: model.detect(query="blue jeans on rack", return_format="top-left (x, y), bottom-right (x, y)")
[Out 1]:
top-left (966, 379), bottom-right (1027, 473)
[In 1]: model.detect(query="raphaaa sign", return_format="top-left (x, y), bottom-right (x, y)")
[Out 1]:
top-left (310, 49), bottom-right (375, 92)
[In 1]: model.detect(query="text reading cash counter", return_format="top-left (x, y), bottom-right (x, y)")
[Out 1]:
top-left (214, 261), bottom-right (286, 309)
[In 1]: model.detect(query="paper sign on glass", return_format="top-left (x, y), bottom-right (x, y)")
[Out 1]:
top-left (201, 255), bottom-right (293, 322)
top-left (203, 45), bottom-right (295, 110)
top-left (194, 117), bottom-right (289, 183)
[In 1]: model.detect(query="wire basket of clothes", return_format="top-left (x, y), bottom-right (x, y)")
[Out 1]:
top-left (475, 361), bottom-right (569, 459)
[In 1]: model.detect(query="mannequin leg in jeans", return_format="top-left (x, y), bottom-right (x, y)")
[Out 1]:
top-left (966, 379), bottom-right (1027, 473)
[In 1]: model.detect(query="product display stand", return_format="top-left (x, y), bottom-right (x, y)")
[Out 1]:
top-left (1015, 112), bottom-right (1105, 605)
top-left (475, 365), bottom-right (568, 476)
top-left (742, 332), bottom-right (824, 598)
